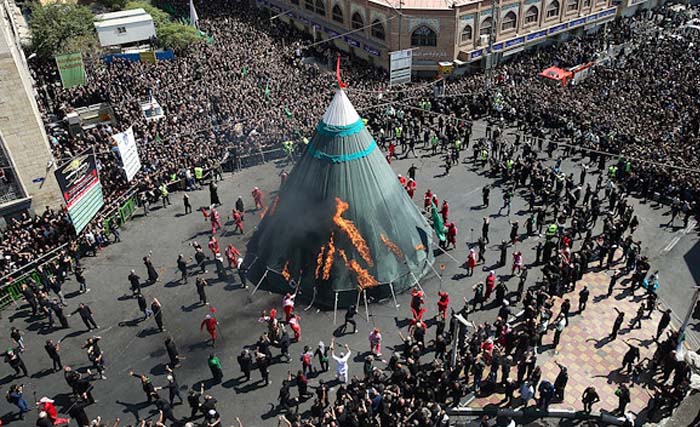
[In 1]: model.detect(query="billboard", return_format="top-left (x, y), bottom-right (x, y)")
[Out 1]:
top-left (112, 127), bottom-right (141, 182)
top-left (389, 49), bottom-right (413, 86)
top-left (54, 153), bottom-right (104, 233)
top-left (55, 53), bottom-right (86, 89)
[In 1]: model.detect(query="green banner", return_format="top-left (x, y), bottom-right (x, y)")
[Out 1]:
top-left (55, 53), bottom-right (86, 89)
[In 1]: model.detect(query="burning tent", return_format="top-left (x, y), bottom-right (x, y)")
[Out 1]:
top-left (245, 89), bottom-right (434, 308)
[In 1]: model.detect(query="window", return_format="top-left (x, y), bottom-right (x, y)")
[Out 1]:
top-left (461, 25), bottom-right (473, 43)
top-left (546, 0), bottom-right (560, 18)
top-left (479, 17), bottom-right (492, 36)
top-left (351, 12), bottom-right (364, 30)
top-left (117, 26), bottom-right (127, 34)
top-left (525, 6), bottom-right (538, 24)
top-left (332, 4), bottom-right (343, 23)
top-left (315, 0), bottom-right (325, 15)
top-left (583, 0), bottom-right (590, 7)
top-left (411, 25), bottom-right (437, 46)
top-left (371, 20), bottom-right (385, 40)
top-left (567, 0), bottom-right (579, 11)
top-left (305, 0), bottom-right (313, 10)
top-left (501, 11), bottom-right (517, 30)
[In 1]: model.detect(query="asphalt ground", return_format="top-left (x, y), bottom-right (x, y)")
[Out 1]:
top-left (1, 121), bottom-right (698, 427)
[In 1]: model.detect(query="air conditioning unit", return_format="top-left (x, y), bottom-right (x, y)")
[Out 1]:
top-left (479, 35), bottom-right (489, 46)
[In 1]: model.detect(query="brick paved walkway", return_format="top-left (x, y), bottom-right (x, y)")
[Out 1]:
top-left (470, 269), bottom-right (662, 415)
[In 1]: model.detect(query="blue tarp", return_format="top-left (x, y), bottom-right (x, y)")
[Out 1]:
top-left (102, 50), bottom-right (175, 64)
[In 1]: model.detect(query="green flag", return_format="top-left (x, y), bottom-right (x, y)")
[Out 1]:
top-left (430, 201), bottom-right (446, 242)
top-left (55, 53), bottom-right (86, 89)
top-left (242, 66), bottom-right (248, 77)
top-left (284, 107), bottom-right (293, 119)
top-left (264, 83), bottom-right (270, 102)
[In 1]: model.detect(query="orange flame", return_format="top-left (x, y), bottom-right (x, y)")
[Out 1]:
top-left (315, 244), bottom-right (326, 280)
top-left (339, 249), bottom-right (379, 289)
top-left (281, 261), bottom-right (291, 282)
top-left (322, 233), bottom-right (336, 281)
top-left (415, 244), bottom-right (426, 251)
top-left (333, 198), bottom-right (373, 267)
top-left (380, 234), bottom-right (404, 258)
top-left (269, 196), bottom-right (279, 217)
top-left (260, 207), bottom-right (268, 219)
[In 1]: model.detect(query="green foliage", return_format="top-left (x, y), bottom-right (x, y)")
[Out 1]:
top-left (29, 2), bottom-right (97, 58)
top-left (157, 21), bottom-right (200, 53)
top-left (125, 1), bottom-right (169, 27)
top-left (97, 0), bottom-right (129, 10)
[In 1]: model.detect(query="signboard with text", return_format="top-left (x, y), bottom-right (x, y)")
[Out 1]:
top-left (54, 153), bottom-right (104, 233)
top-left (389, 49), bottom-right (413, 86)
top-left (55, 53), bottom-right (86, 89)
top-left (112, 127), bottom-right (141, 182)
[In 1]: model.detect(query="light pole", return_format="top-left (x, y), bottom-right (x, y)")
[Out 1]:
top-left (676, 285), bottom-right (700, 352)
top-left (484, 0), bottom-right (500, 91)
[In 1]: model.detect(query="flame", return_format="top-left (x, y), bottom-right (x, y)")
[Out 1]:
top-left (415, 244), bottom-right (426, 251)
top-left (380, 234), bottom-right (404, 258)
top-left (281, 261), bottom-right (291, 282)
top-left (315, 244), bottom-right (326, 280)
top-left (339, 249), bottom-right (379, 289)
top-left (269, 196), bottom-right (279, 217)
top-left (333, 198), bottom-right (373, 267)
top-left (322, 233), bottom-right (336, 281)
top-left (260, 207), bottom-right (268, 219)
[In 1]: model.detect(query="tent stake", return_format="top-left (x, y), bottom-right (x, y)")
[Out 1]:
top-left (426, 261), bottom-right (442, 287)
top-left (389, 282), bottom-right (400, 311)
top-left (356, 288), bottom-right (362, 309)
top-left (409, 270), bottom-right (424, 292)
top-left (333, 292), bottom-right (339, 325)
top-left (251, 269), bottom-right (269, 296)
top-left (433, 242), bottom-right (460, 264)
top-left (362, 289), bottom-right (370, 323)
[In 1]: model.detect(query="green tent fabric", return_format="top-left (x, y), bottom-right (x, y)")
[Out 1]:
top-left (245, 90), bottom-right (434, 308)
top-left (431, 201), bottom-right (446, 242)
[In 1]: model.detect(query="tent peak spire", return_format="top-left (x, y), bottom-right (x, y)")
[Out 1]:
top-left (321, 89), bottom-right (361, 127)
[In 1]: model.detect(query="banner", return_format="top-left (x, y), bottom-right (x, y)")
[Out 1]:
top-left (389, 49), bottom-right (413, 86)
top-left (54, 153), bottom-right (104, 233)
top-left (55, 53), bottom-right (86, 89)
top-left (112, 127), bottom-right (141, 182)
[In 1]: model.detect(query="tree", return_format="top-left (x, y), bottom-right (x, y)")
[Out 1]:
top-left (29, 2), bottom-right (97, 58)
top-left (125, 1), bottom-right (169, 27)
top-left (157, 22), bottom-right (200, 53)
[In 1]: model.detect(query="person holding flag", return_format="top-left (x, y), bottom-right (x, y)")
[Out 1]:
top-left (431, 200), bottom-right (447, 247)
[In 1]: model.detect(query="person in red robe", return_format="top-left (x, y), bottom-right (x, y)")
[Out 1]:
top-left (288, 314), bottom-right (301, 342)
top-left (440, 200), bottom-right (449, 223)
top-left (485, 271), bottom-right (496, 300)
top-left (423, 189), bottom-right (433, 210)
top-left (446, 222), bottom-right (458, 249)
top-left (200, 207), bottom-right (209, 223)
top-left (200, 314), bottom-right (219, 345)
top-left (437, 291), bottom-right (450, 320)
top-left (208, 236), bottom-right (220, 257)
top-left (406, 178), bottom-right (417, 199)
top-left (466, 248), bottom-right (477, 276)
top-left (252, 187), bottom-right (264, 210)
top-left (398, 174), bottom-right (407, 187)
top-left (432, 194), bottom-right (439, 209)
top-left (410, 287), bottom-right (426, 320)
top-left (225, 244), bottom-right (241, 268)
top-left (232, 210), bottom-right (244, 234)
top-left (280, 170), bottom-right (288, 187)
top-left (282, 293), bottom-right (296, 321)
top-left (388, 141), bottom-right (395, 160)
top-left (38, 397), bottom-right (69, 425)
top-left (210, 207), bottom-right (222, 235)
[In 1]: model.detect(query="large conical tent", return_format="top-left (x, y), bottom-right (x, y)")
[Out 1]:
top-left (245, 89), bottom-right (434, 308)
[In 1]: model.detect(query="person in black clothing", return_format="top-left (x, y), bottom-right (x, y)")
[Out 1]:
top-left (51, 300), bottom-right (69, 329)
top-left (610, 308), bottom-right (625, 340)
top-left (238, 265), bottom-right (248, 288)
top-left (20, 284), bottom-right (38, 316)
top-left (482, 186), bottom-right (490, 207)
top-left (155, 396), bottom-right (179, 424)
top-left (655, 309), bottom-right (672, 340)
top-left (177, 254), bottom-right (188, 283)
top-left (4, 349), bottom-right (27, 377)
top-left (45, 339), bottom-right (62, 372)
top-left (74, 267), bottom-right (89, 294)
top-left (151, 298), bottom-right (165, 332)
top-left (578, 286), bottom-right (590, 312)
top-left (553, 362), bottom-right (568, 401)
top-left (256, 351), bottom-right (270, 386)
top-left (237, 349), bottom-right (253, 381)
top-left (156, 366), bottom-right (183, 407)
top-left (144, 256), bottom-right (159, 284)
top-left (482, 217), bottom-right (490, 243)
top-left (195, 278), bottom-right (208, 305)
top-left (165, 337), bottom-right (182, 368)
top-left (183, 193), bottom-right (192, 215)
top-left (340, 305), bottom-right (358, 334)
top-left (129, 371), bottom-right (156, 402)
top-left (136, 293), bottom-right (150, 320)
top-left (69, 303), bottom-right (98, 331)
top-left (278, 372), bottom-right (299, 412)
top-left (128, 270), bottom-right (141, 296)
top-left (187, 385), bottom-right (203, 420)
top-left (195, 248), bottom-right (207, 274)
top-left (607, 271), bottom-right (619, 297)
top-left (67, 397), bottom-right (91, 427)
top-left (477, 237), bottom-right (486, 263)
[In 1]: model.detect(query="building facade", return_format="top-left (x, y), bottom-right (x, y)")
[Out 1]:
top-left (0, 1), bottom-right (62, 219)
top-left (258, 0), bottom-right (617, 72)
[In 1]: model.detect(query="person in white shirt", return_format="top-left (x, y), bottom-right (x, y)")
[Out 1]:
top-left (330, 339), bottom-right (351, 383)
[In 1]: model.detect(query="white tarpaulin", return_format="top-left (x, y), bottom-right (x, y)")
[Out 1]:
top-left (112, 127), bottom-right (141, 182)
top-left (389, 49), bottom-right (413, 86)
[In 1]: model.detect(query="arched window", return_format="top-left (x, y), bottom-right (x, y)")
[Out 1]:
top-left (461, 25), bottom-right (473, 43)
top-left (332, 4), bottom-right (343, 23)
top-left (315, 0), bottom-right (325, 15)
top-left (583, 0), bottom-right (591, 7)
top-left (479, 17), bottom-right (492, 36)
top-left (546, 0), bottom-right (560, 18)
top-left (501, 11), bottom-right (517, 30)
top-left (525, 6), bottom-right (539, 24)
top-left (371, 20), bottom-right (385, 40)
top-left (411, 25), bottom-right (437, 46)
top-left (351, 12), bottom-right (364, 30)
top-left (567, 0), bottom-right (579, 11)
top-left (305, 0), bottom-right (313, 11)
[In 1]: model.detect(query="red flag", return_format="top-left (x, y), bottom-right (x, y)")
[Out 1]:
top-left (336, 54), bottom-right (347, 88)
